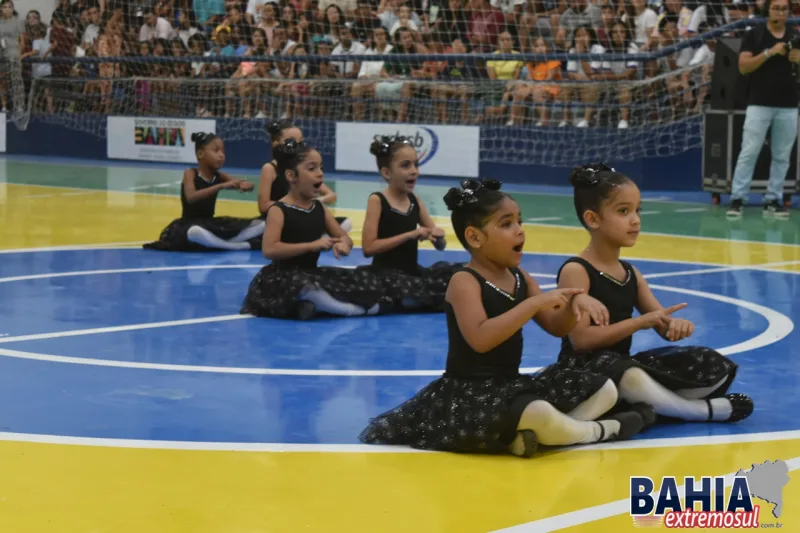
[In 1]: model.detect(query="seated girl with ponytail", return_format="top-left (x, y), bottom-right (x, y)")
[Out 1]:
top-left (241, 140), bottom-right (392, 320)
top-left (556, 162), bottom-right (753, 425)
top-left (143, 132), bottom-right (265, 252)
top-left (258, 119), bottom-right (352, 233)
top-left (360, 136), bottom-right (463, 312)
top-left (360, 178), bottom-right (651, 457)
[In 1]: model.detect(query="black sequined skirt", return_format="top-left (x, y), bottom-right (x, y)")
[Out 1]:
top-left (557, 346), bottom-right (738, 395)
top-left (362, 261), bottom-right (463, 312)
top-left (359, 366), bottom-right (609, 454)
top-left (241, 263), bottom-right (387, 319)
top-left (143, 216), bottom-right (263, 252)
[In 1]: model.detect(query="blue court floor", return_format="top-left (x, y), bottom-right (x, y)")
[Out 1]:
top-left (0, 247), bottom-right (796, 446)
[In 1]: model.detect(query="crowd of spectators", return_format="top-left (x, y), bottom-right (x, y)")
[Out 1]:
top-left (4, 0), bottom-right (780, 127)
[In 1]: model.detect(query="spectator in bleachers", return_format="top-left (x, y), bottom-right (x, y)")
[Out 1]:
top-left (332, 25), bottom-right (367, 78)
top-left (194, 0), bottom-right (227, 30)
top-left (351, 26), bottom-right (393, 120)
top-left (658, 13), bottom-right (695, 118)
top-left (510, 36), bottom-right (562, 125)
top-left (310, 36), bottom-right (337, 117)
top-left (247, 0), bottom-right (272, 24)
top-left (483, 30), bottom-right (522, 121)
top-left (378, 0), bottom-right (423, 36)
top-left (687, 0), bottom-right (730, 32)
top-left (561, 24), bottom-right (604, 127)
top-left (433, 38), bottom-right (482, 123)
top-left (684, 20), bottom-right (714, 112)
top-left (594, 3), bottom-right (616, 47)
top-left (275, 42), bottom-right (311, 118)
top-left (322, 4), bottom-right (345, 44)
top-left (177, 9), bottom-right (201, 48)
top-left (320, 0), bottom-right (359, 17)
top-left (281, 4), bottom-right (308, 45)
top-left (229, 27), bottom-right (269, 117)
top-left (556, 0), bottom-right (601, 50)
top-left (388, 4), bottom-right (420, 37)
top-left (256, 3), bottom-right (280, 46)
top-left (0, 0), bottom-right (23, 113)
top-left (351, 1), bottom-right (382, 45)
top-left (467, 0), bottom-right (505, 52)
top-left (622, 0), bottom-right (657, 48)
top-left (600, 19), bottom-right (639, 128)
top-left (429, 0), bottom-right (470, 44)
top-left (140, 9), bottom-right (177, 41)
top-left (379, 26), bottom-right (425, 121)
top-left (655, 0), bottom-right (692, 38)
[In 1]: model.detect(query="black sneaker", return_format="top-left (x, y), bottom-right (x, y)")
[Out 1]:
top-left (726, 199), bottom-right (743, 218)
top-left (764, 200), bottom-right (790, 219)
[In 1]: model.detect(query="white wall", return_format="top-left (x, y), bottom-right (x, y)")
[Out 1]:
top-left (23, 0), bottom-right (56, 24)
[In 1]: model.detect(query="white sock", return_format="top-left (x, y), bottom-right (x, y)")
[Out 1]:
top-left (674, 375), bottom-right (730, 399)
top-left (186, 226), bottom-right (250, 250)
top-left (518, 400), bottom-right (621, 445)
top-left (299, 288), bottom-right (366, 316)
top-left (229, 220), bottom-right (265, 243)
top-left (619, 367), bottom-right (733, 421)
top-left (568, 379), bottom-right (618, 421)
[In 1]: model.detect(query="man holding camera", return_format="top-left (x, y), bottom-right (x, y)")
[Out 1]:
top-left (727, 0), bottom-right (800, 219)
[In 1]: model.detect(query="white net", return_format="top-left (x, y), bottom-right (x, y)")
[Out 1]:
top-left (19, 2), bottom-right (755, 167)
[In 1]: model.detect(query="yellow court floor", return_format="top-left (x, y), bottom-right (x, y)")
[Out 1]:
top-left (1, 170), bottom-right (799, 533)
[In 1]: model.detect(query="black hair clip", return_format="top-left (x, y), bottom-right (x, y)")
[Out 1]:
top-left (267, 118), bottom-right (294, 135)
top-left (445, 178), bottom-right (503, 208)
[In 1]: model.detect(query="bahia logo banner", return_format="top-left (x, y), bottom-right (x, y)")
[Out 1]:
top-left (629, 460), bottom-right (790, 529)
top-left (334, 122), bottom-right (480, 178)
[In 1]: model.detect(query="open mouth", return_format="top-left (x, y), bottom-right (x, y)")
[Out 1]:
top-left (313, 181), bottom-right (323, 190)
top-left (406, 178), bottom-right (417, 187)
top-left (513, 243), bottom-right (524, 253)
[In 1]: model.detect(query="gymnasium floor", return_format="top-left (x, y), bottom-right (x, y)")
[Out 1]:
top-left (0, 156), bottom-right (798, 532)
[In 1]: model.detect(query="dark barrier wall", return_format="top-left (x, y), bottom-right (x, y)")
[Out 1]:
top-left (7, 117), bottom-right (702, 191)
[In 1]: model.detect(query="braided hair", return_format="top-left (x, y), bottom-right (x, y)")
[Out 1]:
top-left (273, 139), bottom-right (316, 179)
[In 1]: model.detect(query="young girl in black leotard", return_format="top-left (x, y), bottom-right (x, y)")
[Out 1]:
top-left (360, 179), bottom-right (653, 457)
top-left (556, 163), bottom-right (753, 424)
top-left (241, 140), bottom-right (391, 320)
top-left (257, 119), bottom-right (351, 232)
top-left (361, 136), bottom-right (462, 311)
top-left (143, 132), bottom-right (264, 252)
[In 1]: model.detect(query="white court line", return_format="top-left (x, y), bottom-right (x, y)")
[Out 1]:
top-left (673, 207), bottom-right (708, 213)
top-left (0, 263), bottom-right (264, 284)
top-left (0, 282), bottom-right (790, 375)
top-left (526, 217), bottom-right (563, 222)
top-left (492, 456), bottom-right (800, 533)
top-left (0, 242), bottom-right (148, 254)
top-left (0, 429), bottom-right (798, 454)
top-left (639, 210), bottom-right (661, 215)
top-left (0, 315), bottom-right (255, 345)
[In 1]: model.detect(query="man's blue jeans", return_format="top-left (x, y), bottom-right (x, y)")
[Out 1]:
top-left (731, 105), bottom-right (798, 202)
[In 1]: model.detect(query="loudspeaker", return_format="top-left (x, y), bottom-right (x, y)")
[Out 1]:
top-left (709, 38), bottom-right (751, 111)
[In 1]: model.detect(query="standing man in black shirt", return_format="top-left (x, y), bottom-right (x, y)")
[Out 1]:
top-left (727, 0), bottom-right (800, 219)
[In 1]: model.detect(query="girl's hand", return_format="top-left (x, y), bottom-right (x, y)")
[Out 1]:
top-left (237, 181), bottom-right (254, 192)
top-left (530, 288), bottom-right (584, 313)
top-left (431, 226), bottom-right (445, 239)
top-left (662, 318), bottom-right (694, 342)
top-left (415, 226), bottom-right (433, 240)
top-left (332, 241), bottom-right (351, 259)
top-left (571, 294), bottom-right (609, 326)
top-left (222, 180), bottom-right (241, 189)
top-left (637, 303), bottom-right (687, 330)
top-left (311, 236), bottom-right (338, 252)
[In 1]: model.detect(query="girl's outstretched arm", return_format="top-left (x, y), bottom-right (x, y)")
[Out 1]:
top-left (523, 269), bottom-right (577, 338)
top-left (632, 265), bottom-right (693, 341)
top-left (558, 261), bottom-right (646, 353)
top-left (362, 194), bottom-right (420, 257)
top-left (182, 168), bottom-right (232, 204)
top-left (447, 271), bottom-right (580, 353)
